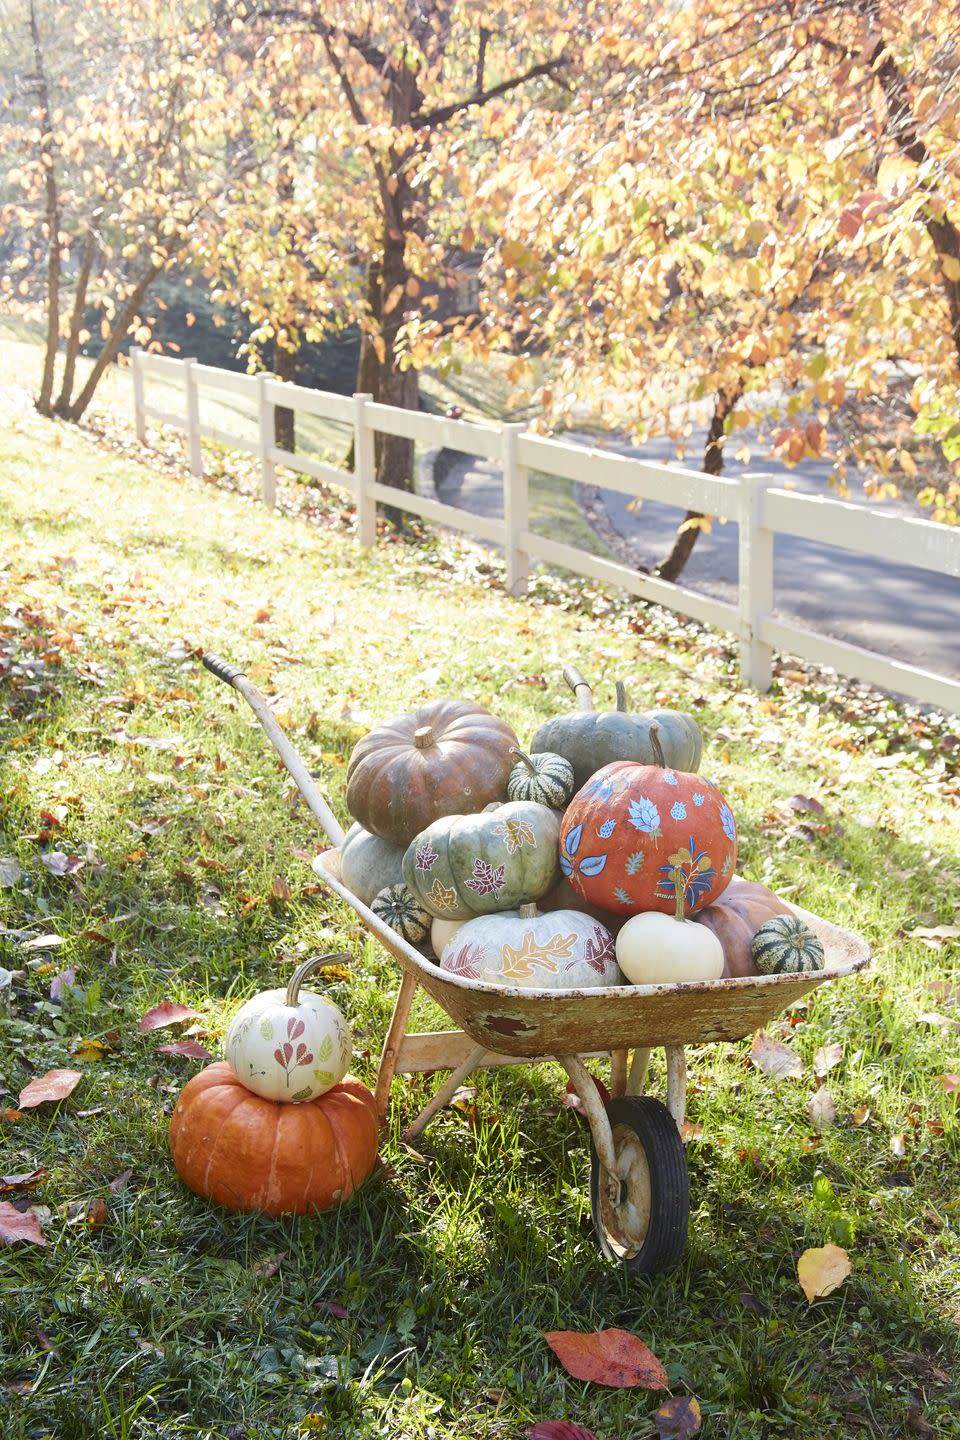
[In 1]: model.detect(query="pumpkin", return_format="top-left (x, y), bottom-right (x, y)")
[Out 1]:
top-left (440, 903), bottom-right (623, 988)
top-left (339, 822), bottom-right (405, 905)
top-left (506, 747), bottom-right (576, 809)
top-left (345, 699), bottom-right (519, 846)
top-left (370, 883), bottom-right (431, 944)
top-left (751, 915), bottom-right (825, 974)
top-left (169, 1062), bottom-right (377, 1216)
top-left (615, 862), bottom-right (725, 984)
top-left (430, 915), bottom-right (467, 956)
top-left (693, 879), bottom-right (795, 978)
top-left (559, 740), bottom-right (737, 917)
top-left (403, 800), bottom-right (560, 920)
top-left (224, 955), bottom-right (352, 1103)
top-left (529, 667), bottom-right (702, 790)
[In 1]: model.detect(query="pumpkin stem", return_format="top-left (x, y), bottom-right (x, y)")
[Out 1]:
top-left (518, 903), bottom-right (540, 919)
top-left (413, 725), bottom-right (434, 749)
top-left (286, 952), bottom-right (352, 1006)
top-left (563, 664), bottom-right (595, 712)
top-left (615, 680), bottom-right (628, 712)
top-left (648, 720), bottom-right (667, 768)
top-left (509, 746), bottom-right (538, 775)
top-left (672, 866), bottom-right (687, 924)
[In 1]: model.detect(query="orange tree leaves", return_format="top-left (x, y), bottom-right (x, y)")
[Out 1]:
top-left (543, 1329), bottom-right (668, 1389)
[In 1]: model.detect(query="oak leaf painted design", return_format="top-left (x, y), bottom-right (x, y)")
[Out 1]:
top-left (500, 929), bottom-right (577, 980)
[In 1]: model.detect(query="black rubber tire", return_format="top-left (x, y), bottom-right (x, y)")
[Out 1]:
top-left (589, 1095), bottom-right (689, 1273)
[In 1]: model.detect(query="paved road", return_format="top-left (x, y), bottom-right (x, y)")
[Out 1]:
top-left (431, 433), bottom-right (960, 684)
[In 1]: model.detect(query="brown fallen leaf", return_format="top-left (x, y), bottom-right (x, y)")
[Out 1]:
top-left (937, 1074), bottom-right (959, 1096)
top-left (0, 1169), bottom-right (48, 1195)
top-left (251, 1251), bottom-right (285, 1278)
top-left (797, 1243), bottom-right (851, 1303)
top-left (526, 1424), bottom-right (599, 1440)
top-left (806, 1089), bottom-right (837, 1132)
top-left (908, 924), bottom-right (960, 943)
top-left (138, 1002), bottom-right (200, 1033)
top-left (18, 1069), bottom-right (82, 1109)
top-left (543, 1329), bottom-right (668, 1389)
top-left (850, 1103), bottom-right (871, 1126)
top-left (0, 1201), bottom-right (46, 1247)
top-left (750, 1031), bottom-right (804, 1080)
top-left (890, 1134), bottom-right (907, 1158)
top-left (157, 1039), bottom-right (211, 1060)
top-left (680, 1121), bottom-right (704, 1144)
top-left (86, 1197), bottom-right (109, 1230)
top-left (814, 1043), bottom-right (843, 1077)
top-left (655, 1395), bottom-right (702, 1439)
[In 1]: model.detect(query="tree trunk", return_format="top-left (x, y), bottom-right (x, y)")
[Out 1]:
top-left (65, 261), bottom-right (163, 421)
top-left (374, 223), bottom-right (417, 497)
top-left (54, 229), bottom-right (97, 417)
top-left (654, 385), bottom-right (743, 583)
top-left (273, 342), bottom-right (296, 451)
top-left (344, 260), bottom-right (384, 472)
top-left (30, 0), bottom-right (60, 417)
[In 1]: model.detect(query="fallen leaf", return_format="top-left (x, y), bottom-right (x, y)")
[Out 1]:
top-left (814, 1043), bottom-right (843, 1076)
top-left (157, 1039), bottom-right (211, 1060)
top-left (49, 969), bottom-right (76, 1001)
top-left (806, 1089), bottom-right (837, 1132)
top-left (917, 1012), bottom-right (960, 1033)
top-left (797, 1243), bottom-right (851, 1302)
top-left (0, 1169), bottom-right (48, 1195)
top-left (270, 876), bottom-right (292, 901)
top-left (751, 1031), bottom-right (804, 1079)
top-left (890, 1133), bottom-right (907, 1157)
top-left (0, 857), bottom-right (22, 887)
top-left (138, 1002), bottom-right (201, 1033)
top-left (786, 795), bottom-right (824, 816)
top-left (0, 1202), bottom-right (46, 1247)
top-left (319, 963), bottom-right (352, 983)
top-left (937, 1074), bottom-right (959, 1096)
top-left (86, 1197), bottom-right (109, 1230)
top-left (18, 1069), bottom-right (82, 1109)
top-left (655, 1395), bottom-right (702, 1439)
top-left (850, 1103), bottom-right (871, 1126)
top-left (526, 1424), bottom-right (599, 1440)
top-left (908, 925), bottom-right (960, 943)
top-left (71, 1039), bottom-right (113, 1062)
top-left (109, 1169), bottom-right (134, 1193)
top-left (35, 1330), bottom-right (58, 1353)
top-left (251, 1251), bottom-right (285, 1278)
top-left (316, 1300), bottom-right (349, 1319)
top-left (543, 1329), bottom-right (668, 1389)
top-left (926, 980), bottom-right (960, 1007)
top-left (680, 1121), bottom-right (703, 1144)
top-left (19, 933), bottom-right (67, 952)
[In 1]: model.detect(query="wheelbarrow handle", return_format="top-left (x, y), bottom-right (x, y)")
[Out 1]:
top-left (202, 652), bottom-right (246, 687)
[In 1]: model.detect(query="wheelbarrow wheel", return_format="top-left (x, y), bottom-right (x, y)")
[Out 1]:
top-left (589, 1095), bottom-right (689, 1273)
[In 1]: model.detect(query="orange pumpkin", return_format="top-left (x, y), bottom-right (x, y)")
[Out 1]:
top-left (559, 760), bottom-right (737, 917)
top-left (169, 1062), bottom-right (378, 1216)
top-left (346, 699), bottom-right (519, 846)
top-left (693, 878), bottom-right (794, 978)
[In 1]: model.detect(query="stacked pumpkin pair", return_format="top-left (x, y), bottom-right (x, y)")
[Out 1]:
top-left (168, 958), bottom-right (379, 1216)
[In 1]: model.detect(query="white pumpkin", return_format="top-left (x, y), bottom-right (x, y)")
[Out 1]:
top-left (431, 915), bottom-right (467, 957)
top-left (225, 955), bottom-right (353, 1102)
top-left (440, 904), bottom-right (622, 988)
top-left (616, 867), bottom-right (724, 983)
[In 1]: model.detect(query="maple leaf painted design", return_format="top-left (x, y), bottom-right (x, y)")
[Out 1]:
top-left (428, 877), bottom-right (458, 913)
top-left (443, 942), bottom-right (483, 979)
top-left (465, 857), bottom-right (506, 897)
top-left (499, 929), bottom-right (577, 980)
top-left (576, 925), bottom-right (617, 974)
top-left (415, 840), bottom-right (439, 872)
top-left (493, 817), bottom-right (537, 854)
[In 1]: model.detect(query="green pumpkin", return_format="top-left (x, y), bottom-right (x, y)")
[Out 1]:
top-left (339, 822), bottom-right (406, 906)
top-left (751, 916), bottom-right (825, 975)
top-left (506, 747), bottom-right (576, 810)
top-left (529, 672), bottom-right (702, 790)
top-left (402, 801), bottom-right (561, 920)
top-left (370, 884), bottom-right (431, 944)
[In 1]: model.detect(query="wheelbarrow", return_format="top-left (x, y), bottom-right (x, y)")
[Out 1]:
top-left (202, 653), bottom-right (872, 1273)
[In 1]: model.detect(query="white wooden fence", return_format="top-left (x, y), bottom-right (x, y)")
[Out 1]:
top-left (130, 347), bottom-right (960, 716)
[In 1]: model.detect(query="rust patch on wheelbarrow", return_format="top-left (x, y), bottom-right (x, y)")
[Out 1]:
top-left (477, 1012), bottom-right (539, 1039)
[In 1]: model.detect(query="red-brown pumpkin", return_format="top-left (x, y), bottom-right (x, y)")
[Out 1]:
top-left (559, 760), bottom-right (737, 917)
top-left (345, 699), bottom-right (519, 846)
top-left (693, 878), bottom-right (795, 978)
top-left (169, 1062), bottom-right (378, 1216)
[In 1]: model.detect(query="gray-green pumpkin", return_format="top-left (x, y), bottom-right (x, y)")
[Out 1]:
top-left (402, 800), bottom-right (561, 920)
top-left (529, 669), bottom-right (702, 790)
top-left (339, 822), bottom-right (406, 905)
top-left (506, 747), bottom-right (576, 809)
top-left (751, 915), bottom-right (825, 974)
top-left (370, 884), bottom-right (431, 944)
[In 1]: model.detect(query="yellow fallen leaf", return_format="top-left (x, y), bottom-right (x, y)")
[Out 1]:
top-left (797, 1244), bottom-right (851, 1303)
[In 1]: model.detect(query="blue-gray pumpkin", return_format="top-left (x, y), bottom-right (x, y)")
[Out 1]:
top-left (402, 801), bottom-right (560, 920)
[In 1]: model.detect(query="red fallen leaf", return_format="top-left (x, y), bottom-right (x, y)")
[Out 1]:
top-left (750, 1031), bottom-right (803, 1080)
top-left (79, 929), bottom-right (111, 944)
top-left (0, 1201), bottom-right (46, 1246)
top-left (543, 1329), bottom-right (668, 1389)
top-left (19, 1069), bottom-right (82, 1109)
top-left (655, 1395), bottom-right (702, 1438)
top-left (157, 1039), bottom-right (211, 1060)
top-left (0, 1169), bottom-right (49, 1195)
top-left (138, 1003), bottom-right (201, 1033)
top-left (562, 1075), bottom-right (611, 1116)
top-left (86, 1197), bottom-right (109, 1230)
top-left (526, 1424), bottom-right (600, 1440)
top-left (938, 1074), bottom-right (960, 1095)
top-left (316, 1300), bottom-right (349, 1319)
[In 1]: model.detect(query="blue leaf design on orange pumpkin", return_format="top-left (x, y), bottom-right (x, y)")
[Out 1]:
top-left (670, 801), bottom-right (687, 821)
top-left (579, 854), bottom-right (608, 877)
top-left (598, 818), bottom-right (616, 838)
top-left (628, 797), bottom-right (661, 833)
top-left (565, 823), bottom-right (583, 855)
top-left (719, 803), bottom-right (737, 844)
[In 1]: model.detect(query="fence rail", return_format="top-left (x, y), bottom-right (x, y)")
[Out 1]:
top-left (130, 347), bottom-right (960, 715)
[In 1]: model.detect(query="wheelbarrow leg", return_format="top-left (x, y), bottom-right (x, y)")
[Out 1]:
top-left (375, 969), bottom-right (419, 1129)
top-left (402, 1043), bottom-right (488, 1141)
top-left (610, 1049), bottom-right (628, 1098)
top-left (665, 1045), bottom-right (687, 1131)
top-left (627, 1047), bottom-right (651, 1096)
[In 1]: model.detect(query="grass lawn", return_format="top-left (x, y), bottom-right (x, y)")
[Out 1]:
top-left (1, 349), bottom-right (959, 1440)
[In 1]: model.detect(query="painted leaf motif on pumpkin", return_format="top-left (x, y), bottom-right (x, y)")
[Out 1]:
top-left (494, 817), bottom-right (538, 854)
top-left (578, 926), bottom-right (616, 974)
top-left (258, 1018), bottom-right (274, 1041)
top-left (579, 854), bottom-right (608, 877)
top-left (598, 818), bottom-right (616, 838)
top-left (312, 1070), bottom-right (335, 1088)
top-left (628, 797), bottom-right (661, 834)
top-left (580, 774), bottom-right (617, 803)
top-left (500, 929), bottom-right (577, 980)
top-left (443, 942), bottom-right (483, 979)
top-left (614, 886), bottom-right (632, 906)
top-left (466, 857), bottom-right (506, 897)
top-left (428, 878), bottom-right (459, 913)
top-left (719, 803), bottom-right (737, 843)
top-left (415, 840), bottom-right (439, 871)
top-left (317, 1034), bottom-right (333, 1062)
top-left (625, 851), bottom-right (645, 875)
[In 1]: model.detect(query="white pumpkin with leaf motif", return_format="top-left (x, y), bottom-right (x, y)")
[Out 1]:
top-left (225, 955), bottom-right (352, 1102)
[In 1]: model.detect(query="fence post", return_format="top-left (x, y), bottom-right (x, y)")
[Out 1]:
top-left (183, 357), bottom-right (203, 478)
top-left (257, 373), bottom-right (276, 507)
top-left (738, 472), bottom-right (774, 691)
top-left (502, 422), bottom-right (529, 596)
top-left (131, 346), bottom-right (146, 444)
top-left (353, 393), bottom-right (376, 545)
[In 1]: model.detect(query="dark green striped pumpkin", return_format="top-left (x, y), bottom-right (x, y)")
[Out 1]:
top-left (371, 884), bottom-right (431, 944)
top-left (751, 916), bottom-right (825, 975)
top-left (506, 747), bottom-right (576, 810)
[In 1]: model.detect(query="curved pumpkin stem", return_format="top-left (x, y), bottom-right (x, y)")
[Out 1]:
top-left (563, 664), bottom-right (595, 712)
top-left (648, 719), bottom-right (667, 768)
top-left (285, 952), bottom-right (352, 1006)
top-left (509, 746), bottom-right (539, 775)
